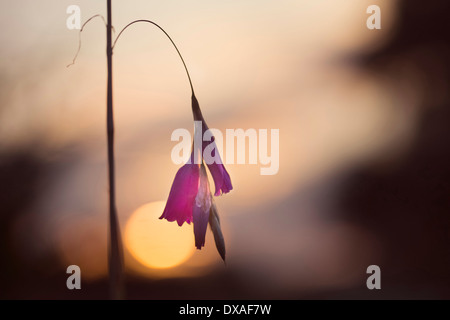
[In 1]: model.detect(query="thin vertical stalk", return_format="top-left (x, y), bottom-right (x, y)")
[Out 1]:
top-left (106, 0), bottom-right (124, 300)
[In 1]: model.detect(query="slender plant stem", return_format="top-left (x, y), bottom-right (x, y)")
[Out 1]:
top-left (106, 0), bottom-right (124, 300)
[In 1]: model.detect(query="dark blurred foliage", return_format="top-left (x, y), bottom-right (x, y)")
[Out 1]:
top-left (338, 0), bottom-right (450, 298)
top-left (1, 0), bottom-right (449, 299)
top-left (0, 152), bottom-right (52, 298)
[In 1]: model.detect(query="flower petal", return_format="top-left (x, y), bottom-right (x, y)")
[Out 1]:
top-left (207, 161), bottom-right (233, 196)
top-left (191, 94), bottom-right (233, 196)
top-left (193, 164), bottom-right (212, 249)
top-left (193, 204), bottom-right (210, 249)
top-left (160, 163), bottom-right (200, 226)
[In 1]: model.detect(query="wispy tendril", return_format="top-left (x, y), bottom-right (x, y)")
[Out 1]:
top-left (66, 14), bottom-right (114, 68)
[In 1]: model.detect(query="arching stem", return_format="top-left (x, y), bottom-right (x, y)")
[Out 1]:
top-left (112, 19), bottom-right (195, 95)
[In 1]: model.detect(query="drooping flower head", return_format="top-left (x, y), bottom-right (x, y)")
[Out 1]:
top-left (160, 94), bottom-right (231, 259)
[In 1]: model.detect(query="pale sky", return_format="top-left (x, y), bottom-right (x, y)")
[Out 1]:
top-left (2, 0), bottom-right (419, 292)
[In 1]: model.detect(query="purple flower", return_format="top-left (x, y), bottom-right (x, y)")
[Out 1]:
top-left (159, 162), bottom-right (200, 227)
top-left (159, 161), bottom-right (212, 249)
top-left (160, 94), bottom-right (230, 258)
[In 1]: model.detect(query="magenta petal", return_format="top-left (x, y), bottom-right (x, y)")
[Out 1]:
top-left (207, 162), bottom-right (233, 196)
top-left (160, 163), bottom-right (200, 226)
top-left (199, 120), bottom-right (233, 196)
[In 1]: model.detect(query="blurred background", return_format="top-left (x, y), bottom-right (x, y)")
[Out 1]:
top-left (0, 0), bottom-right (449, 299)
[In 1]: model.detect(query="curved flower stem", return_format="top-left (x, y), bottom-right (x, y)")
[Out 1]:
top-left (106, 0), bottom-right (124, 300)
top-left (112, 19), bottom-right (195, 95)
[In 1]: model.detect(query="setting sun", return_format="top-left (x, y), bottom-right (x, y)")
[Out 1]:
top-left (124, 201), bottom-right (196, 269)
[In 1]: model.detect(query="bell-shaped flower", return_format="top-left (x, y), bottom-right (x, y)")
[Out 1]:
top-left (160, 158), bottom-right (221, 253)
top-left (159, 160), bottom-right (200, 227)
